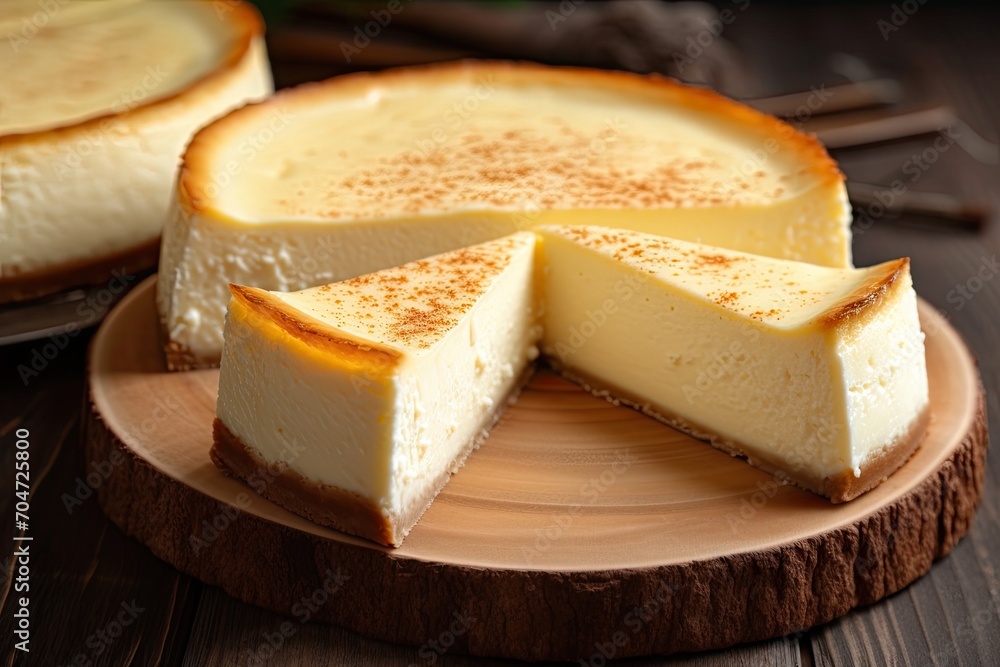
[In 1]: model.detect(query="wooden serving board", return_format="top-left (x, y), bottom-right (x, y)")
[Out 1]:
top-left (86, 276), bottom-right (988, 662)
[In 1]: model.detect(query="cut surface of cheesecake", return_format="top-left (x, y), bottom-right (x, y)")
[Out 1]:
top-left (213, 233), bottom-right (539, 546)
top-left (159, 61), bottom-right (851, 369)
top-left (537, 226), bottom-right (929, 502)
top-left (213, 226), bottom-right (929, 547)
top-left (0, 0), bottom-right (272, 302)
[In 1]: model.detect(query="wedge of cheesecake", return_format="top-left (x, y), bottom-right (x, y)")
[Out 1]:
top-left (537, 226), bottom-right (929, 502)
top-left (213, 227), bottom-right (929, 546)
top-left (0, 0), bottom-right (271, 302)
top-left (213, 233), bottom-right (539, 546)
top-left (159, 61), bottom-right (851, 370)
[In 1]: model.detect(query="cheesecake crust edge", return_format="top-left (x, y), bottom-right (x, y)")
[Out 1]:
top-left (209, 363), bottom-right (535, 547)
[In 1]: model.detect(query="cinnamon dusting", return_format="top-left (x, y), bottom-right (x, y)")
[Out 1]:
top-left (276, 235), bottom-right (530, 351)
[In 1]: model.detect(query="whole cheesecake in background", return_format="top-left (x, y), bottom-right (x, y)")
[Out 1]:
top-left (212, 227), bottom-right (928, 547)
top-left (0, 0), bottom-right (272, 303)
top-left (158, 61), bottom-right (852, 370)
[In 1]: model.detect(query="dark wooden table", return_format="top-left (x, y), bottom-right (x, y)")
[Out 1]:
top-left (2, 4), bottom-right (998, 666)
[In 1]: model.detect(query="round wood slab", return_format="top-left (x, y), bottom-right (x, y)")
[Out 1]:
top-left (87, 276), bottom-right (988, 661)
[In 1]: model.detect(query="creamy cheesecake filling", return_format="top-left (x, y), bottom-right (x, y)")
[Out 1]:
top-left (835, 281), bottom-right (928, 473)
top-left (217, 298), bottom-right (397, 501)
top-left (159, 62), bottom-right (851, 369)
top-left (537, 226), bottom-right (929, 491)
top-left (540, 231), bottom-right (838, 478)
top-left (386, 251), bottom-right (537, 520)
top-left (216, 234), bottom-right (538, 543)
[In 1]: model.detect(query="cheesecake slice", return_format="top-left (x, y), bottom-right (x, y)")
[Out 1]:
top-left (537, 226), bottom-right (929, 502)
top-left (0, 0), bottom-right (272, 302)
top-left (159, 61), bottom-right (851, 370)
top-left (213, 233), bottom-right (539, 546)
top-left (213, 227), bottom-right (929, 546)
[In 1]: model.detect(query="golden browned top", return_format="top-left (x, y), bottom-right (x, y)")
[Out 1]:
top-left (542, 226), bottom-right (909, 329)
top-left (228, 284), bottom-right (401, 371)
top-left (178, 61), bottom-right (844, 221)
top-left (266, 232), bottom-right (536, 354)
top-left (820, 258), bottom-right (909, 326)
top-left (1, 0), bottom-right (262, 141)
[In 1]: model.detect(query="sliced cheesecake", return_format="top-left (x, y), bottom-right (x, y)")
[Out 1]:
top-left (213, 233), bottom-right (539, 546)
top-left (0, 0), bottom-right (271, 302)
top-left (213, 227), bottom-right (929, 546)
top-left (537, 226), bottom-right (929, 502)
top-left (159, 61), bottom-right (851, 370)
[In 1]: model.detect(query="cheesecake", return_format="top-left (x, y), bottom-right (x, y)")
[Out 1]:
top-left (538, 226), bottom-right (929, 502)
top-left (213, 233), bottom-right (539, 546)
top-left (0, 0), bottom-right (272, 303)
top-left (212, 227), bottom-right (929, 547)
top-left (159, 61), bottom-right (851, 370)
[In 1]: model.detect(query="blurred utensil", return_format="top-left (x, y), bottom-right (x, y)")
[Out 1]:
top-left (801, 104), bottom-right (956, 149)
top-left (847, 181), bottom-right (989, 232)
top-left (1, 289), bottom-right (94, 345)
top-left (0, 280), bottom-right (142, 346)
top-left (746, 78), bottom-right (903, 118)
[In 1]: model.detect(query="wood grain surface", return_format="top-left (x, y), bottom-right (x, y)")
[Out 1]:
top-left (83, 277), bottom-right (986, 661)
top-left (2, 4), bottom-right (999, 666)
